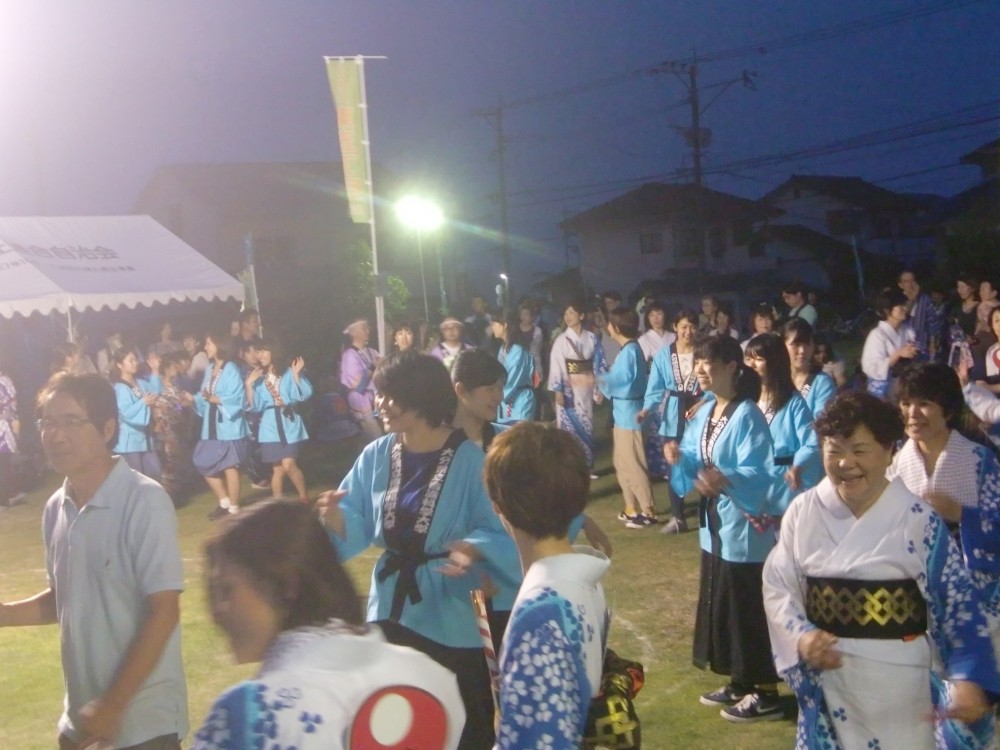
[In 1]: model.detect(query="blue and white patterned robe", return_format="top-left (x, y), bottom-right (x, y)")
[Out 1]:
top-left (192, 623), bottom-right (466, 750)
top-left (763, 477), bottom-right (1000, 750)
top-left (494, 547), bottom-right (610, 750)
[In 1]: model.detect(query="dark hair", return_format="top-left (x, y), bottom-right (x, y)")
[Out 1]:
top-left (643, 301), bottom-right (666, 331)
top-left (715, 301), bottom-right (733, 327)
top-left (158, 350), bottom-right (187, 377)
top-left (372, 350), bottom-right (457, 427)
top-left (813, 334), bottom-right (837, 364)
top-left (452, 348), bottom-right (506, 389)
top-left (608, 306), bottom-right (640, 340)
top-left (562, 299), bottom-right (588, 317)
top-left (874, 287), bottom-right (907, 319)
top-left (256, 337), bottom-right (287, 375)
top-left (205, 329), bottom-right (236, 363)
top-left (782, 281), bottom-right (806, 296)
top-left (782, 317), bottom-right (816, 345)
top-left (674, 308), bottom-right (700, 328)
top-left (957, 272), bottom-right (979, 298)
top-left (109, 347), bottom-right (135, 384)
top-left (239, 308), bottom-right (259, 323)
top-left (37, 373), bottom-right (119, 449)
top-left (896, 363), bottom-right (965, 430)
top-left (748, 302), bottom-right (776, 333)
top-left (496, 308), bottom-right (522, 353)
top-left (898, 268), bottom-right (922, 284)
top-left (744, 333), bottom-right (796, 412)
top-left (205, 500), bottom-right (364, 630)
top-left (600, 290), bottom-right (622, 302)
top-left (814, 391), bottom-right (903, 448)
top-left (693, 334), bottom-right (760, 402)
top-left (484, 422), bottom-right (588, 539)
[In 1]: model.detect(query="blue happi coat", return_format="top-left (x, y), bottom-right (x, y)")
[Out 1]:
top-left (671, 398), bottom-right (776, 563)
top-left (249, 370), bottom-right (313, 445)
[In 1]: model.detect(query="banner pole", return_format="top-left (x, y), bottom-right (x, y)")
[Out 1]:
top-left (356, 56), bottom-right (386, 355)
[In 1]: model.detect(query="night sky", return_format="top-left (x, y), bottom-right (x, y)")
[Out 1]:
top-left (2, 0), bottom-right (998, 294)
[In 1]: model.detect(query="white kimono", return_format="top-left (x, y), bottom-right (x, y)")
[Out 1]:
top-left (764, 477), bottom-right (1000, 750)
top-left (860, 321), bottom-right (905, 398)
top-left (638, 328), bottom-right (675, 362)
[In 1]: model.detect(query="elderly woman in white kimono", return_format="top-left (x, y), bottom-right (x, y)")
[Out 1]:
top-left (763, 391), bottom-right (1000, 750)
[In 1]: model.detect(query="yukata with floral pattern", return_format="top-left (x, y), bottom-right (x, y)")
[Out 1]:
top-left (763, 476), bottom-right (1000, 750)
top-left (192, 622), bottom-right (466, 750)
top-left (549, 327), bottom-right (602, 465)
top-left (888, 431), bottom-right (1000, 659)
top-left (151, 379), bottom-right (198, 500)
top-left (494, 547), bottom-right (610, 750)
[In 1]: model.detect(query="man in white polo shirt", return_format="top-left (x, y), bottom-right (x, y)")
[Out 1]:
top-left (0, 373), bottom-right (188, 750)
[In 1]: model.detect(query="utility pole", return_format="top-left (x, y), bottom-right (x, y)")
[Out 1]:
top-left (652, 53), bottom-right (756, 289)
top-left (474, 96), bottom-right (513, 301)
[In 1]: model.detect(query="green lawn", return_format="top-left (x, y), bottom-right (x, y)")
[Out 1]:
top-left (0, 421), bottom-right (797, 749)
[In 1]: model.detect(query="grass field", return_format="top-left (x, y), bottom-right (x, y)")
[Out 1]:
top-left (0, 413), bottom-right (798, 749)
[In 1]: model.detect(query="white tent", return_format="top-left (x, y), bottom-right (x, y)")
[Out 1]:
top-left (0, 215), bottom-right (244, 327)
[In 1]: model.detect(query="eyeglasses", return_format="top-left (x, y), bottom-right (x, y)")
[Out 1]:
top-left (36, 416), bottom-right (92, 432)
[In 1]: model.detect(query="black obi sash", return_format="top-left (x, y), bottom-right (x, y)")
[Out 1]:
top-left (378, 429), bottom-right (468, 621)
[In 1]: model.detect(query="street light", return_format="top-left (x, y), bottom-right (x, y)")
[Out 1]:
top-left (395, 196), bottom-right (444, 321)
top-left (498, 273), bottom-right (509, 308)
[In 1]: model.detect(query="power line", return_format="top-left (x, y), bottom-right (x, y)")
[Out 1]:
top-left (499, 0), bottom-right (987, 109)
top-left (501, 100), bottom-right (1000, 202)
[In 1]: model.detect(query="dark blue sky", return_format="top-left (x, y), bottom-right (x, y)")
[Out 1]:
top-left (2, 1), bottom-right (997, 294)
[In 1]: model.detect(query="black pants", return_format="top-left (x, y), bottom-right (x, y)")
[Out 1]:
top-left (378, 619), bottom-right (495, 750)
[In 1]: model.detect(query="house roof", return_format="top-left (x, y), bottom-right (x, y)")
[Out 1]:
top-left (761, 174), bottom-right (923, 211)
top-left (960, 138), bottom-right (1000, 167)
top-left (559, 182), bottom-right (779, 232)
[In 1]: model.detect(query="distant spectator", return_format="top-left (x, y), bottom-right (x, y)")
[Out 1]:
top-left (781, 281), bottom-right (817, 327)
top-left (601, 290), bottom-right (622, 316)
top-left (0, 355), bottom-right (24, 507)
top-left (861, 288), bottom-right (917, 400)
top-left (340, 319), bottom-right (382, 443)
top-left (741, 302), bottom-right (777, 352)
top-left (429, 317), bottom-right (474, 373)
top-left (392, 320), bottom-right (415, 352)
top-left (812, 334), bottom-right (847, 389)
top-left (464, 295), bottom-right (493, 349)
top-left (711, 303), bottom-right (740, 340)
top-left (182, 332), bottom-right (210, 388)
top-left (951, 272), bottom-right (979, 338)
top-left (639, 301), bottom-right (675, 361)
top-left (898, 269), bottom-right (940, 361)
top-left (699, 294), bottom-right (720, 332)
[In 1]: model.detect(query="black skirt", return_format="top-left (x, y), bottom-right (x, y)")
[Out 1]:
top-left (693, 550), bottom-right (778, 686)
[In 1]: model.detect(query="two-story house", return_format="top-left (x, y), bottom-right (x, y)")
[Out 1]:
top-left (559, 182), bottom-right (780, 306)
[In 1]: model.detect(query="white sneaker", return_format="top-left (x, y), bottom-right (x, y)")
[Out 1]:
top-left (660, 517), bottom-right (689, 534)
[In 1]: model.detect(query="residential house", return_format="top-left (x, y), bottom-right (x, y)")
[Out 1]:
top-left (559, 182), bottom-right (780, 307)
top-left (759, 174), bottom-right (940, 291)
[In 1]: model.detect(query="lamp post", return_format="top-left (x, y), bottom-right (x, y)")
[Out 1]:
top-left (395, 196), bottom-right (444, 321)
top-left (498, 273), bottom-right (510, 308)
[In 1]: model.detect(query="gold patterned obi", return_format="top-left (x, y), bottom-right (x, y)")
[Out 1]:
top-left (805, 576), bottom-right (927, 639)
top-left (566, 358), bottom-right (594, 375)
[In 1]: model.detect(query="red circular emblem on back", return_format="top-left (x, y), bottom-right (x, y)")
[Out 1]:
top-left (349, 686), bottom-right (450, 749)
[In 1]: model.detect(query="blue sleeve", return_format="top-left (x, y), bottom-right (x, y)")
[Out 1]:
top-left (217, 364), bottom-right (248, 420)
top-left (810, 373), bottom-right (836, 417)
top-left (790, 398), bottom-right (820, 474)
top-left (598, 344), bottom-right (641, 399)
top-left (960, 448), bottom-right (1000, 615)
top-left (496, 598), bottom-right (590, 750)
top-left (331, 440), bottom-right (381, 561)
top-left (191, 682), bottom-right (260, 750)
top-left (248, 380), bottom-right (267, 413)
top-left (719, 404), bottom-right (775, 516)
top-left (643, 348), bottom-right (668, 410)
top-left (670, 408), bottom-right (707, 498)
top-left (921, 508), bottom-right (1000, 695)
top-left (284, 372), bottom-right (313, 404)
top-left (115, 382), bottom-right (150, 429)
top-left (502, 345), bottom-right (534, 403)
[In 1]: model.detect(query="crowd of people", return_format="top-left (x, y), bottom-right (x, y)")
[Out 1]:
top-left (4, 267), bottom-right (1000, 749)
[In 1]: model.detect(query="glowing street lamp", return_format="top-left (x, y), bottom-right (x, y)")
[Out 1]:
top-left (395, 196), bottom-right (444, 321)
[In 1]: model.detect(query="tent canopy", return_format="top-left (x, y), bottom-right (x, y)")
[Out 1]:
top-left (0, 215), bottom-right (244, 319)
